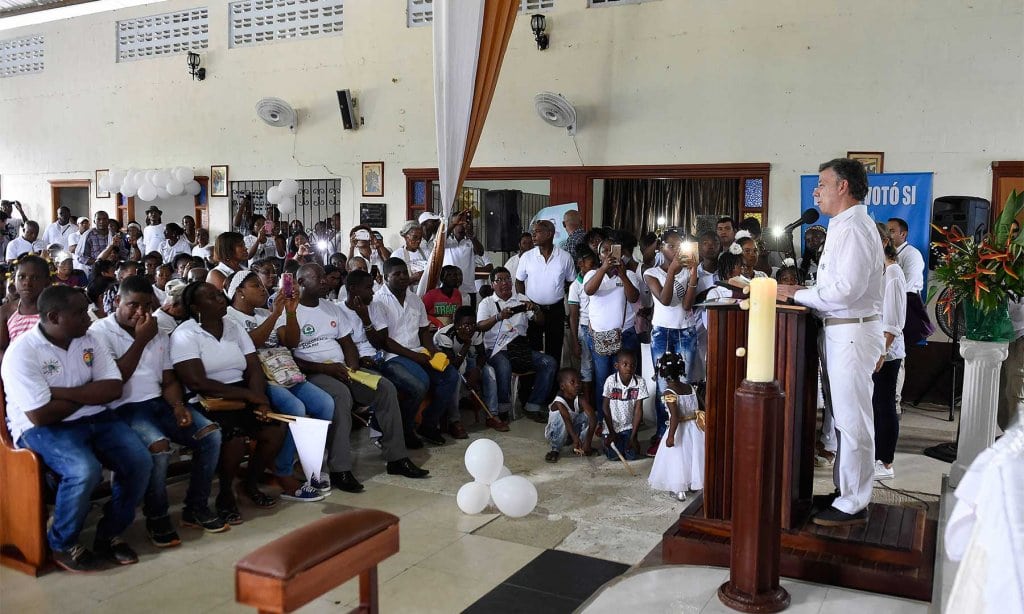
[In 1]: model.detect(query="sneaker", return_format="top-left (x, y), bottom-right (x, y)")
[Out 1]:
top-left (93, 536), bottom-right (138, 566)
top-left (646, 442), bottom-right (659, 458)
top-left (310, 472), bottom-right (331, 495)
top-left (873, 461), bottom-right (894, 481)
top-left (181, 507), bottom-right (230, 533)
top-left (52, 544), bottom-right (100, 573)
top-left (814, 450), bottom-right (836, 468)
top-left (811, 506), bottom-right (868, 527)
top-left (280, 483), bottom-right (326, 502)
top-left (145, 515), bottom-right (182, 548)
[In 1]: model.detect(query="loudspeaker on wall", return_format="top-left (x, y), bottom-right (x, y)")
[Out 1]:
top-left (484, 190), bottom-right (523, 252)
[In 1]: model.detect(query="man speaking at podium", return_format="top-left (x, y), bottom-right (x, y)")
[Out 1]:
top-left (778, 158), bottom-right (884, 527)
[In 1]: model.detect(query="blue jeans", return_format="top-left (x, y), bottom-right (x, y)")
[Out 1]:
top-left (266, 382), bottom-right (335, 477)
top-left (465, 354), bottom-right (499, 414)
top-left (605, 428), bottom-right (638, 461)
top-left (19, 412), bottom-right (152, 552)
top-left (116, 398), bottom-right (221, 519)
top-left (588, 328), bottom-right (640, 422)
top-left (650, 325), bottom-right (700, 437)
top-left (578, 325), bottom-right (594, 382)
top-left (380, 355), bottom-right (461, 432)
top-left (546, 411), bottom-right (590, 451)
top-left (488, 348), bottom-right (557, 414)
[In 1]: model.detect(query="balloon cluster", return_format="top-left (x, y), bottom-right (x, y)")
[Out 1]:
top-left (99, 168), bottom-right (201, 202)
top-left (457, 439), bottom-right (538, 519)
top-left (266, 179), bottom-right (299, 215)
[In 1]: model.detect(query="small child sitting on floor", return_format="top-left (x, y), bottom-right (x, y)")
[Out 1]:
top-left (545, 368), bottom-right (597, 463)
top-left (601, 349), bottom-right (648, 461)
top-left (648, 351), bottom-right (705, 500)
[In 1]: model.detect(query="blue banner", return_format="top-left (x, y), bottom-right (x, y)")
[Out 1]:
top-left (800, 172), bottom-right (933, 284)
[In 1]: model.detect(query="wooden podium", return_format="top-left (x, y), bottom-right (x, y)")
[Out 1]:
top-left (662, 303), bottom-right (938, 602)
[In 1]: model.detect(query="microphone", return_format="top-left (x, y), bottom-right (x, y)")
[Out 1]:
top-left (782, 209), bottom-right (820, 233)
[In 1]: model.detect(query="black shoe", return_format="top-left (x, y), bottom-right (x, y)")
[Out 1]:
top-left (93, 536), bottom-right (139, 566)
top-left (181, 506), bottom-right (230, 533)
top-left (811, 506), bottom-right (868, 527)
top-left (52, 544), bottom-right (101, 573)
top-left (416, 426), bottom-right (446, 446)
top-left (498, 412), bottom-right (510, 423)
top-left (146, 515), bottom-right (182, 548)
top-left (330, 471), bottom-right (365, 493)
top-left (386, 458), bottom-right (429, 479)
top-left (405, 434), bottom-right (424, 450)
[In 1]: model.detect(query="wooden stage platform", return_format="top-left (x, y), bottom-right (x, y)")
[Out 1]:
top-left (661, 494), bottom-right (937, 602)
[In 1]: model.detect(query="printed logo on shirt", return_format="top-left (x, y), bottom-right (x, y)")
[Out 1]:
top-left (82, 348), bottom-right (94, 367)
top-left (607, 386), bottom-right (639, 401)
top-left (302, 324), bottom-right (315, 335)
top-left (42, 359), bottom-right (62, 376)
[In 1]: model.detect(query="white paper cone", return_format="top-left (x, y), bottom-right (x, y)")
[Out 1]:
top-left (288, 417), bottom-right (330, 481)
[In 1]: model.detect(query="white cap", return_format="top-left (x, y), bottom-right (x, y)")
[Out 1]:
top-left (418, 211), bottom-right (441, 224)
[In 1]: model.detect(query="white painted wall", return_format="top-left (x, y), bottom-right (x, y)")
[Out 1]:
top-left (1, 0), bottom-right (1021, 246)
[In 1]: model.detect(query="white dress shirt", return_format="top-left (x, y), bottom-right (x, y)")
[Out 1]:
top-left (370, 285), bottom-right (429, 360)
top-left (90, 315), bottom-right (171, 407)
top-left (477, 291), bottom-right (532, 352)
top-left (895, 241), bottom-right (925, 294)
top-left (794, 205), bottom-right (883, 320)
top-left (170, 318), bottom-right (255, 384)
top-left (42, 221), bottom-right (75, 249)
top-left (881, 262), bottom-right (907, 361)
top-left (443, 237), bottom-right (477, 295)
top-left (515, 246), bottom-right (576, 305)
top-left (4, 236), bottom-right (45, 260)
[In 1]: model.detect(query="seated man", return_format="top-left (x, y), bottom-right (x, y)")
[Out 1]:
top-left (278, 263), bottom-right (427, 493)
top-left (434, 305), bottom-right (508, 432)
top-left (90, 276), bottom-right (226, 545)
top-left (1, 285), bottom-right (152, 572)
top-left (368, 258), bottom-right (461, 445)
top-left (477, 267), bottom-right (557, 422)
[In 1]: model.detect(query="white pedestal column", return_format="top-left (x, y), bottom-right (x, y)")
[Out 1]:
top-left (950, 339), bottom-right (1009, 487)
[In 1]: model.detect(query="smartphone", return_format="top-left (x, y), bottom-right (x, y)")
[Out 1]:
top-left (372, 231), bottom-right (383, 241)
top-left (281, 273), bottom-right (294, 297)
top-left (610, 244), bottom-right (622, 260)
top-left (510, 303), bottom-right (529, 314)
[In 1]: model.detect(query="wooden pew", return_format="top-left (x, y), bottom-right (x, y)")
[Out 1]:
top-left (0, 380), bottom-right (49, 576)
top-left (236, 509), bottom-right (399, 614)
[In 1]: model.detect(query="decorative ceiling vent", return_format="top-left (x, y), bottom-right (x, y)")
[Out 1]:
top-left (589, 0), bottom-right (659, 6)
top-left (116, 8), bottom-right (209, 62)
top-left (0, 34), bottom-right (44, 77)
top-left (229, 0), bottom-right (345, 48)
top-left (408, 0), bottom-right (554, 28)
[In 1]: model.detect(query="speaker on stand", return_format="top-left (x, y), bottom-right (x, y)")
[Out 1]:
top-left (483, 190), bottom-right (523, 253)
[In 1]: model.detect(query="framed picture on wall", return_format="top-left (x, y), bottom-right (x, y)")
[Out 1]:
top-left (95, 169), bottom-right (110, 198)
top-left (210, 165), bottom-right (229, 197)
top-left (362, 161), bottom-right (384, 197)
top-left (847, 151), bottom-right (884, 174)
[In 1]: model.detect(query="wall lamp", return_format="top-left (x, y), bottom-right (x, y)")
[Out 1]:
top-left (187, 51), bottom-right (206, 81)
top-left (531, 14), bottom-right (549, 50)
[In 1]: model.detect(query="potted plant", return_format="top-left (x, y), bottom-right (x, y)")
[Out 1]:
top-left (931, 190), bottom-right (1023, 342)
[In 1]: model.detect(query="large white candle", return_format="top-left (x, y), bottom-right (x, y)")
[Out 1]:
top-left (746, 277), bottom-right (778, 382)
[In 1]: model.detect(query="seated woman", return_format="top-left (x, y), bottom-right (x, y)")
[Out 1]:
top-left (171, 281), bottom-right (286, 525)
top-left (224, 270), bottom-right (331, 501)
top-left (476, 267), bottom-right (557, 423)
top-left (206, 232), bottom-right (248, 291)
top-left (53, 255), bottom-right (88, 288)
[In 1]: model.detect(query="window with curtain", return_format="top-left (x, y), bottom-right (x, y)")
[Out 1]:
top-left (601, 178), bottom-right (740, 239)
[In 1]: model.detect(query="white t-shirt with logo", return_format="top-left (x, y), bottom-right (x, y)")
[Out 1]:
top-left (226, 306), bottom-right (278, 348)
top-left (143, 223), bottom-right (166, 250)
top-left (583, 269), bottom-right (642, 333)
top-left (2, 327), bottom-right (122, 443)
top-left (567, 277), bottom-right (590, 327)
top-left (278, 300), bottom-right (352, 364)
top-left (90, 315), bottom-right (171, 408)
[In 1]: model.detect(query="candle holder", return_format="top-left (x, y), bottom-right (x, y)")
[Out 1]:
top-left (717, 379), bottom-right (790, 613)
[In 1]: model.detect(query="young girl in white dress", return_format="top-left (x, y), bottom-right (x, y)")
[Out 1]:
top-left (648, 351), bottom-right (705, 500)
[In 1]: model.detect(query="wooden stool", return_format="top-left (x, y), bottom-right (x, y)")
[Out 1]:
top-left (0, 381), bottom-right (48, 576)
top-left (236, 509), bottom-right (399, 614)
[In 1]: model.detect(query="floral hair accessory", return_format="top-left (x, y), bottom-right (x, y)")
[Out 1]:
top-left (729, 242), bottom-right (743, 255)
top-left (783, 257), bottom-right (795, 267)
top-left (734, 230), bottom-right (752, 241)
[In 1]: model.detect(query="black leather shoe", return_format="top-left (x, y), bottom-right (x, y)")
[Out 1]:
top-left (386, 458), bottom-right (429, 479)
top-left (93, 536), bottom-right (139, 565)
top-left (416, 426), bottom-right (446, 446)
top-left (405, 434), bottom-right (424, 450)
top-left (330, 471), bottom-right (365, 493)
top-left (811, 506), bottom-right (868, 527)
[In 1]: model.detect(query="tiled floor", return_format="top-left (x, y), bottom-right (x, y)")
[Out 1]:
top-left (0, 403), bottom-right (957, 613)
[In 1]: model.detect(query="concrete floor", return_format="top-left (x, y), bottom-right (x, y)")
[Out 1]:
top-left (0, 403), bottom-right (957, 613)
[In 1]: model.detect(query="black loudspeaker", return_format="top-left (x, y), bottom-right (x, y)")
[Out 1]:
top-left (484, 190), bottom-right (523, 252)
top-left (336, 90), bottom-right (359, 130)
top-left (929, 195), bottom-right (990, 269)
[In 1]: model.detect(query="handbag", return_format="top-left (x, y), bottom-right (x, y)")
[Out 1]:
top-left (198, 396), bottom-right (247, 411)
top-left (258, 347), bottom-right (306, 387)
top-left (505, 335), bottom-right (535, 373)
top-left (592, 294), bottom-right (630, 356)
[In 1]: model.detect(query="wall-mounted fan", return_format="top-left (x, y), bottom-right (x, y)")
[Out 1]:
top-left (534, 92), bottom-right (577, 136)
top-left (256, 97), bottom-right (298, 133)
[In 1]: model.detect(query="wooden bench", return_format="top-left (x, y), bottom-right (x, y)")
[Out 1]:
top-left (236, 509), bottom-right (399, 614)
top-left (0, 380), bottom-right (49, 576)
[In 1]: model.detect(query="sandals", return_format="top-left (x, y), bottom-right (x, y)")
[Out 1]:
top-left (242, 486), bottom-right (279, 509)
top-left (216, 501), bottom-right (244, 526)
top-left (545, 450), bottom-right (559, 463)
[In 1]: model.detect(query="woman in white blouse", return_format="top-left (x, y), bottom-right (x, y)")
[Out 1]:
top-left (872, 238), bottom-right (907, 481)
top-left (171, 281), bottom-right (285, 524)
top-left (392, 221), bottom-right (429, 288)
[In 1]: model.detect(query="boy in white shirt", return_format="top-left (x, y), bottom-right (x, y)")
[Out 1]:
top-left (1, 285), bottom-right (151, 572)
top-left (601, 349), bottom-right (648, 461)
top-left (433, 305), bottom-right (508, 432)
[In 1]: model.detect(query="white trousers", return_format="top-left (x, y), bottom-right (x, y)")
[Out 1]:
top-left (819, 321), bottom-right (884, 514)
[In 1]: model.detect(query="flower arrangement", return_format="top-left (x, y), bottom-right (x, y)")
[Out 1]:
top-left (931, 190), bottom-right (1023, 317)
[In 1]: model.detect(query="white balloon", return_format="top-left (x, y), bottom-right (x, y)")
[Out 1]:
top-left (155, 186), bottom-right (170, 199)
top-left (185, 180), bottom-right (202, 196)
top-left (145, 170), bottom-right (158, 185)
top-left (174, 166), bottom-right (194, 183)
top-left (456, 481), bottom-right (491, 515)
top-left (155, 169), bottom-right (172, 186)
top-left (464, 439), bottom-right (504, 484)
top-left (166, 179), bottom-right (184, 196)
top-left (266, 186), bottom-right (282, 205)
top-left (278, 196), bottom-right (296, 215)
top-left (121, 183), bottom-right (138, 198)
top-left (490, 475), bottom-right (538, 518)
top-left (497, 465), bottom-right (512, 480)
top-left (278, 178), bottom-right (299, 197)
top-left (137, 183), bottom-right (157, 201)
